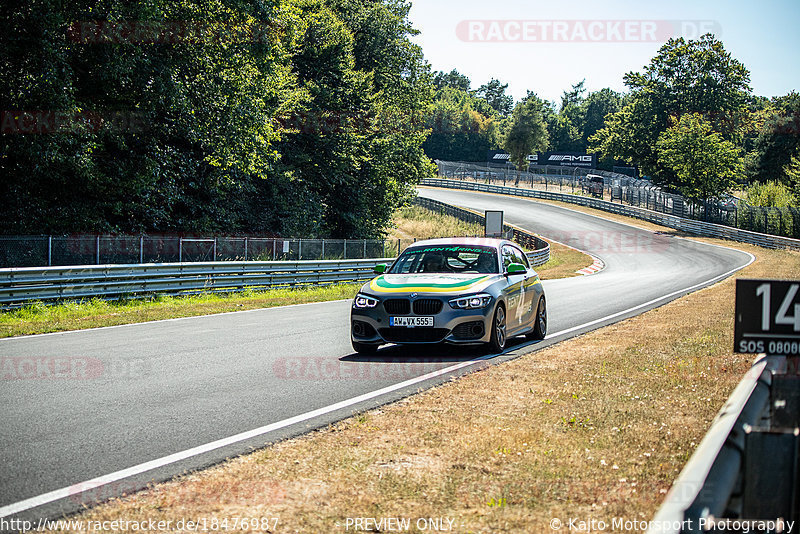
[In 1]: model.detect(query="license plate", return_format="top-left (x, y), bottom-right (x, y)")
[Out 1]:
top-left (390, 316), bottom-right (434, 327)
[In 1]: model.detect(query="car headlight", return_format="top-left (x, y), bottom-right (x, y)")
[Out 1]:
top-left (353, 293), bottom-right (379, 308)
top-left (449, 293), bottom-right (492, 310)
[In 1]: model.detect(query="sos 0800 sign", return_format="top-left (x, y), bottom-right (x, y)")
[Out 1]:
top-left (737, 339), bottom-right (800, 355)
top-left (734, 279), bottom-right (800, 355)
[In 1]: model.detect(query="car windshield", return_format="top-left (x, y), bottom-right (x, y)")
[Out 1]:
top-left (388, 245), bottom-right (499, 274)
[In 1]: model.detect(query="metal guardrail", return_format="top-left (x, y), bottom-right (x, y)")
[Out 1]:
top-left (0, 196), bottom-right (551, 307)
top-left (422, 179), bottom-right (800, 251)
top-left (526, 242), bottom-right (551, 267)
top-left (0, 259), bottom-right (391, 307)
top-left (648, 355), bottom-right (797, 533)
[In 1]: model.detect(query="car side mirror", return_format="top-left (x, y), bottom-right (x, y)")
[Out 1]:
top-left (506, 263), bottom-right (526, 275)
top-left (373, 263), bottom-right (388, 274)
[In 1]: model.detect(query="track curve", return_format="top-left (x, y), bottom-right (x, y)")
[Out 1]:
top-left (0, 187), bottom-right (753, 523)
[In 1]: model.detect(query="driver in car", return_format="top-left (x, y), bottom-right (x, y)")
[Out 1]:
top-left (475, 253), bottom-right (496, 273)
top-left (422, 253), bottom-right (444, 272)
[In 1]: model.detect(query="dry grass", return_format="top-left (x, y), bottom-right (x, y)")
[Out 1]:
top-left (535, 241), bottom-right (590, 280)
top-left (47, 240), bottom-right (800, 533)
top-left (387, 205), bottom-right (485, 240)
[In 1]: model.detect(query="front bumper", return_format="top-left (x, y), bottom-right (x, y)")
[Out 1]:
top-left (351, 296), bottom-right (495, 345)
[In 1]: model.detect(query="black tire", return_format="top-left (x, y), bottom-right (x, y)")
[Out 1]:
top-left (352, 341), bottom-right (379, 354)
top-left (487, 304), bottom-right (507, 353)
top-left (527, 296), bottom-right (547, 340)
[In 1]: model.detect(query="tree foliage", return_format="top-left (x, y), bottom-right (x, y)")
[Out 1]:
top-left (542, 81), bottom-right (622, 165)
top-left (476, 78), bottom-right (513, 118)
top-left (433, 69), bottom-right (471, 92)
top-left (422, 86), bottom-right (500, 162)
top-left (502, 92), bottom-right (548, 170)
top-left (744, 180), bottom-right (798, 208)
top-left (783, 147), bottom-right (800, 203)
top-left (656, 113), bottom-right (743, 204)
top-left (0, 0), bottom-right (433, 238)
top-left (421, 70), bottom-right (503, 162)
top-left (746, 91), bottom-right (800, 186)
top-left (590, 34), bottom-right (752, 187)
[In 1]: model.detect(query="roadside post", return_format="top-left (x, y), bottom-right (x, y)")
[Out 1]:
top-left (733, 279), bottom-right (800, 520)
top-left (484, 210), bottom-right (503, 238)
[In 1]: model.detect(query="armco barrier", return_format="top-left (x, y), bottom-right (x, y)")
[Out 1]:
top-left (421, 178), bottom-right (800, 251)
top-left (0, 259), bottom-right (391, 307)
top-left (0, 195), bottom-right (551, 307)
top-left (647, 355), bottom-right (786, 534)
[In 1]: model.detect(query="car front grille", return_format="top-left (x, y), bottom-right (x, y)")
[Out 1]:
top-left (412, 299), bottom-right (443, 315)
top-left (383, 299), bottom-right (410, 315)
top-left (378, 328), bottom-right (449, 343)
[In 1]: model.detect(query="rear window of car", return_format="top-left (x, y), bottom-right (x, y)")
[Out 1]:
top-left (389, 245), bottom-right (499, 274)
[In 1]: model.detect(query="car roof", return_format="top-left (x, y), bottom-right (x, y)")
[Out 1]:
top-left (403, 237), bottom-right (512, 249)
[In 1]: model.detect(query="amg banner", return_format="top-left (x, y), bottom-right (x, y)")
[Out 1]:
top-left (539, 152), bottom-right (597, 168)
top-left (487, 150), bottom-right (538, 163)
top-left (487, 150), bottom-right (511, 163)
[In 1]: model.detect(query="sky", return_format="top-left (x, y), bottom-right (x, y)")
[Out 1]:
top-left (407, 0), bottom-right (800, 104)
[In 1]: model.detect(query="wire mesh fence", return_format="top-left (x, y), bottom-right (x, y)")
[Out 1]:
top-left (0, 235), bottom-right (427, 268)
top-left (434, 160), bottom-right (800, 239)
top-left (0, 195), bottom-right (549, 268)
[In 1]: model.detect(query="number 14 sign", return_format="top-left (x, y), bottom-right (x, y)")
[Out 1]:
top-left (734, 279), bottom-right (800, 355)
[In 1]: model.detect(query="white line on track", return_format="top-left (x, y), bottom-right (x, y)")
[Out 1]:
top-left (0, 247), bottom-right (754, 519)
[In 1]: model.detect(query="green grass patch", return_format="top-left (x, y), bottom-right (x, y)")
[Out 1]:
top-left (0, 284), bottom-right (361, 338)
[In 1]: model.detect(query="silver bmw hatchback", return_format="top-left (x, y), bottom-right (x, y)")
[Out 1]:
top-left (350, 237), bottom-right (547, 354)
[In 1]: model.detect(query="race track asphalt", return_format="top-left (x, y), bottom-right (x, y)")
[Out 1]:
top-left (0, 186), bottom-right (753, 524)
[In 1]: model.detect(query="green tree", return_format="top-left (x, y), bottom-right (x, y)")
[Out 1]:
top-left (1, 0), bottom-right (300, 234)
top-left (279, 0), bottom-right (434, 238)
top-left (783, 147), bottom-right (800, 203)
top-left (746, 92), bottom-right (800, 186)
top-left (476, 78), bottom-right (513, 117)
top-left (422, 87), bottom-right (500, 161)
top-left (744, 181), bottom-right (797, 207)
top-left (542, 83), bottom-right (621, 156)
top-left (591, 34), bottom-right (751, 186)
top-left (0, 0), bottom-right (433, 238)
top-left (656, 113), bottom-right (743, 208)
top-left (545, 109), bottom-right (581, 152)
top-left (503, 93), bottom-right (548, 171)
top-left (433, 69), bottom-right (471, 91)
top-left (581, 88), bottom-right (622, 149)
top-left (560, 79), bottom-right (586, 110)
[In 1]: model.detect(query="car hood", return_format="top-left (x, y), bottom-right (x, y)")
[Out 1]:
top-left (364, 273), bottom-right (502, 295)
